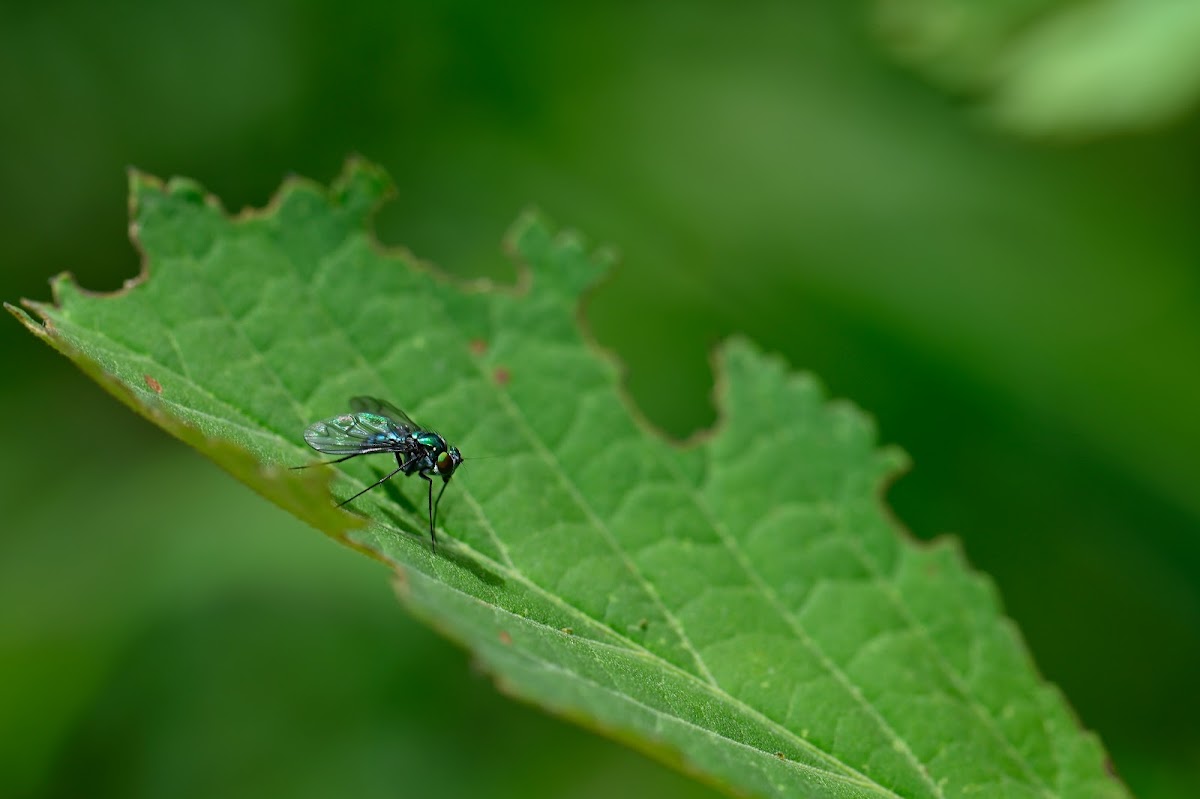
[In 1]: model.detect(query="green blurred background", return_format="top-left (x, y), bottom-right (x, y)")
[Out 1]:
top-left (3, 2), bottom-right (1198, 797)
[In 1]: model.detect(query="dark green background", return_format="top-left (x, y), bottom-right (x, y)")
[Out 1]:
top-left (3, 3), bottom-right (1197, 798)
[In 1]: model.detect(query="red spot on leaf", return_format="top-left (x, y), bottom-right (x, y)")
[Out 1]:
top-left (469, 338), bottom-right (487, 356)
top-left (144, 375), bottom-right (163, 394)
top-left (498, 630), bottom-right (513, 646)
top-left (493, 367), bottom-right (511, 386)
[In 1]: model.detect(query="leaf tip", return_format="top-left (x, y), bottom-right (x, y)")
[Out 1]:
top-left (5, 301), bottom-right (42, 337)
top-left (8, 270), bottom-right (92, 340)
top-left (126, 165), bottom-right (163, 202)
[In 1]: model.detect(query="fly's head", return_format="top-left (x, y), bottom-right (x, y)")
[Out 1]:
top-left (437, 446), bottom-right (463, 481)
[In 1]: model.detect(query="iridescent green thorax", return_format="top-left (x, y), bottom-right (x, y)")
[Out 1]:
top-left (415, 432), bottom-right (443, 448)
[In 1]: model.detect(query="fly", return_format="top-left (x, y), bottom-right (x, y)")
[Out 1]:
top-left (295, 396), bottom-right (463, 553)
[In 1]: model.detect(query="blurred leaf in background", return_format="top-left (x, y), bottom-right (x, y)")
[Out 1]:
top-left (2, 1), bottom-right (1198, 798)
top-left (872, 0), bottom-right (1200, 135)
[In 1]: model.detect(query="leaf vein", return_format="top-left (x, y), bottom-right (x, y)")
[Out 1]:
top-left (653, 451), bottom-right (947, 799)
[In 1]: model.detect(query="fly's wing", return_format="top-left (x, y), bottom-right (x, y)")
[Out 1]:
top-left (350, 396), bottom-right (421, 430)
top-left (303, 411), bottom-right (408, 455)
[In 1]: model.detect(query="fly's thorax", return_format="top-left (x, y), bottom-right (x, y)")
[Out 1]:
top-left (412, 431), bottom-right (446, 449)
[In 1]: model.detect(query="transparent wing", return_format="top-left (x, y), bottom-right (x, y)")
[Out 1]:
top-left (350, 396), bottom-right (421, 430)
top-left (302, 411), bottom-right (408, 455)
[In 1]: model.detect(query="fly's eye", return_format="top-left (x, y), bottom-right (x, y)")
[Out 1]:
top-left (436, 451), bottom-right (452, 470)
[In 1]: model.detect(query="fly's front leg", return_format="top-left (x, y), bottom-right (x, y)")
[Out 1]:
top-left (418, 470), bottom-right (436, 553)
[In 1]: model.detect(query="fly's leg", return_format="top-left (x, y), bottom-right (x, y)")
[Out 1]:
top-left (336, 455), bottom-right (421, 508)
top-left (419, 471), bottom-right (437, 553)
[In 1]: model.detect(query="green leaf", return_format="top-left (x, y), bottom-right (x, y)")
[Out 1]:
top-left (872, 0), bottom-right (1200, 136)
top-left (8, 160), bottom-right (1127, 799)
